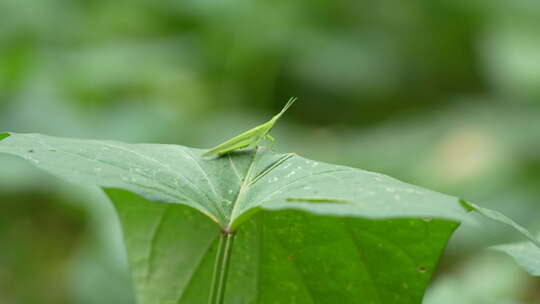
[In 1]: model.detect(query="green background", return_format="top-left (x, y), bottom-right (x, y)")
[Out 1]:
top-left (0, 0), bottom-right (539, 303)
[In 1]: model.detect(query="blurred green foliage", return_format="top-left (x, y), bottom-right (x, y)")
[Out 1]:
top-left (0, 0), bottom-right (539, 303)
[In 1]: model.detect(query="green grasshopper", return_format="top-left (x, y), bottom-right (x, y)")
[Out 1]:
top-left (203, 97), bottom-right (297, 158)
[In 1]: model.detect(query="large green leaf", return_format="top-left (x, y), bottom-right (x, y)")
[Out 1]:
top-left (110, 189), bottom-right (459, 304)
top-left (0, 133), bottom-right (470, 303)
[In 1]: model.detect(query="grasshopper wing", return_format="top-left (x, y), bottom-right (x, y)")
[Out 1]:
top-left (202, 125), bottom-right (265, 158)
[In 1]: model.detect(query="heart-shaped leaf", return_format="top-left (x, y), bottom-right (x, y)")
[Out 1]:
top-left (0, 132), bottom-right (471, 303)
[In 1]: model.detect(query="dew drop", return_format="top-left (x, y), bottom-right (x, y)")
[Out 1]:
top-left (417, 266), bottom-right (427, 273)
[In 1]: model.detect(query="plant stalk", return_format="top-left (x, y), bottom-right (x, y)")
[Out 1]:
top-left (208, 229), bottom-right (236, 304)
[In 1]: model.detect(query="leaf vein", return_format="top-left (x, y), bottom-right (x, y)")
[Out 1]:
top-left (145, 206), bottom-right (171, 283)
top-left (175, 233), bottom-right (220, 304)
top-left (228, 154), bottom-right (243, 182)
top-left (342, 221), bottom-right (383, 304)
top-left (179, 149), bottom-right (220, 197)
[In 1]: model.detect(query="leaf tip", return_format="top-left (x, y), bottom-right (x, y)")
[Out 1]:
top-left (459, 199), bottom-right (475, 212)
top-left (0, 132), bottom-right (10, 141)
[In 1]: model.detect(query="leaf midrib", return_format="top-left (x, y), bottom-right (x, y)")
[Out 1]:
top-left (227, 150), bottom-right (297, 230)
top-left (227, 149), bottom-right (260, 230)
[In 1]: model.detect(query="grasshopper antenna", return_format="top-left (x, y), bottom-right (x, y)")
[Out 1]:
top-left (277, 97), bottom-right (298, 116)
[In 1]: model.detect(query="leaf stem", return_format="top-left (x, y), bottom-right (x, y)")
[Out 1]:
top-left (208, 230), bottom-right (236, 304)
